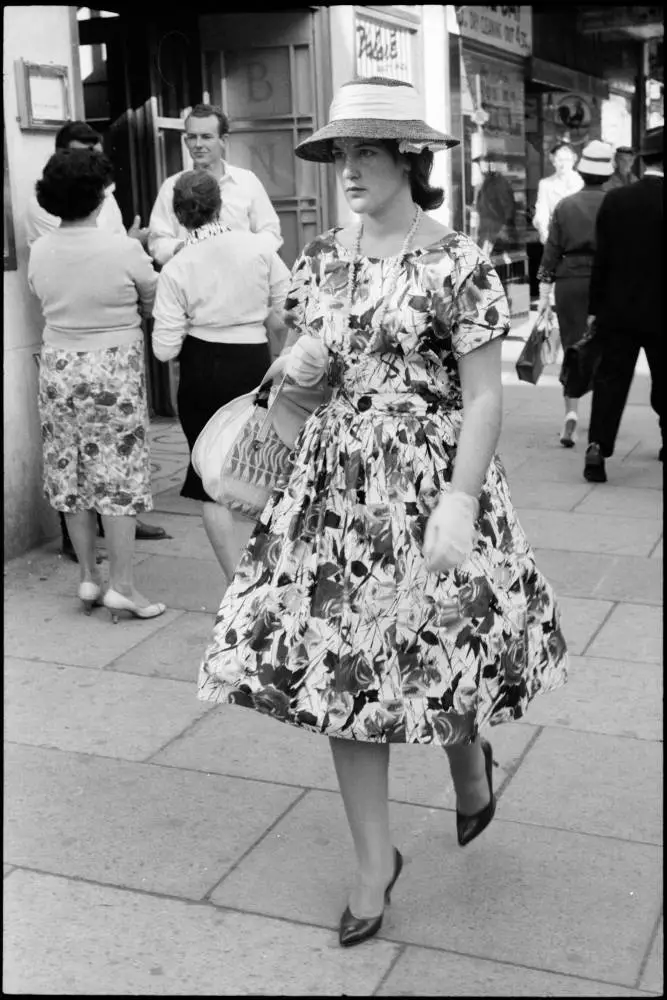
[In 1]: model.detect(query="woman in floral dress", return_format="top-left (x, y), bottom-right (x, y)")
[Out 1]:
top-left (198, 77), bottom-right (568, 947)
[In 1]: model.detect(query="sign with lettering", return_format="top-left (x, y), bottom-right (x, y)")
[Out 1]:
top-left (355, 15), bottom-right (414, 82)
top-left (456, 6), bottom-right (532, 57)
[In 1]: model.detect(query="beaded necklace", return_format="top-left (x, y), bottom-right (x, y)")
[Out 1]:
top-left (185, 219), bottom-right (232, 246)
top-left (341, 205), bottom-right (423, 357)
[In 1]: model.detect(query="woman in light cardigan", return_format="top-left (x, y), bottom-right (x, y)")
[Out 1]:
top-left (152, 170), bottom-right (290, 574)
top-left (29, 148), bottom-right (165, 622)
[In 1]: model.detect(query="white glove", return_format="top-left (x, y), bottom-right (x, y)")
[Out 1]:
top-left (538, 282), bottom-right (553, 312)
top-left (423, 490), bottom-right (479, 575)
top-left (284, 336), bottom-right (329, 387)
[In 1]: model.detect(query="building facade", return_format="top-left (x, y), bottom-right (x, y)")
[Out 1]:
top-left (4, 4), bottom-right (662, 559)
top-left (3, 5), bottom-right (458, 558)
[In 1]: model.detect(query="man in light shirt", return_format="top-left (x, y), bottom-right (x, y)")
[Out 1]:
top-left (533, 142), bottom-right (584, 245)
top-left (25, 121), bottom-right (148, 248)
top-left (147, 104), bottom-right (282, 266)
top-left (602, 145), bottom-right (638, 192)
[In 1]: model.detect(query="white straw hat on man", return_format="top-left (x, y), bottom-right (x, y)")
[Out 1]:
top-left (295, 77), bottom-right (459, 162)
top-left (577, 140), bottom-right (614, 176)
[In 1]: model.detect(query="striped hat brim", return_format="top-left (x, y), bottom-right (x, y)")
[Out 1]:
top-left (295, 119), bottom-right (460, 162)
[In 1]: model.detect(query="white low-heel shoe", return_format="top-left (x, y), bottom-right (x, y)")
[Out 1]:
top-left (560, 411), bottom-right (578, 448)
top-left (78, 581), bottom-right (102, 615)
top-left (102, 588), bottom-right (166, 624)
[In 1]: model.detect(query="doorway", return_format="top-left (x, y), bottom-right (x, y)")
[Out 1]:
top-left (199, 10), bottom-right (328, 267)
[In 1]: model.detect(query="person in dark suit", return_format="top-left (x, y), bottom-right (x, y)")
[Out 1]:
top-left (584, 126), bottom-right (663, 483)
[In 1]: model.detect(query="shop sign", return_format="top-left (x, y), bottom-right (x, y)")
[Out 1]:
top-left (456, 6), bottom-right (532, 57)
top-left (552, 93), bottom-right (593, 146)
top-left (355, 14), bottom-right (414, 82)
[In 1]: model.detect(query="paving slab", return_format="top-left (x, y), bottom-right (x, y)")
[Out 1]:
top-left (509, 455), bottom-right (662, 489)
top-left (132, 554), bottom-right (228, 613)
top-left (2, 870), bottom-right (399, 996)
top-left (516, 655), bottom-right (662, 741)
top-left (209, 790), bottom-right (661, 986)
top-left (506, 479), bottom-right (593, 511)
top-left (4, 657), bottom-right (212, 761)
top-left (150, 456), bottom-right (188, 483)
top-left (586, 604), bottom-right (662, 664)
top-left (639, 916), bottom-right (664, 994)
top-left (555, 595), bottom-right (613, 656)
top-left (134, 512), bottom-right (217, 562)
top-left (109, 610), bottom-right (215, 682)
top-left (533, 550), bottom-right (663, 606)
top-left (500, 728), bottom-right (662, 844)
top-left (573, 486), bottom-right (663, 521)
top-left (151, 485), bottom-right (201, 517)
top-left (598, 461), bottom-right (664, 491)
top-left (376, 945), bottom-right (660, 997)
top-left (3, 584), bottom-right (182, 667)
top-left (153, 706), bottom-right (535, 809)
top-left (4, 743), bottom-right (302, 900)
top-left (516, 509), bottom-right (662, 557)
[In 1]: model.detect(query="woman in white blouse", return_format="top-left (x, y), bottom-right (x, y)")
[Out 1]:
top-left (152, 170), bottom-right (290, 572)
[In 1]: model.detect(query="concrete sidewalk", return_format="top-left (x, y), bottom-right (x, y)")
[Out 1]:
top-left (3, 344), bottom-right (663, 996)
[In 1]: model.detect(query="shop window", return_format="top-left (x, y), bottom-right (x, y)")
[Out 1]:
top-left (602, 92), bottom-right (633, 148)
top-left (460, 47), bottom-right (529, 322)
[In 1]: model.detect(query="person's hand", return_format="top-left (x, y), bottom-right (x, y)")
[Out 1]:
top-left (284, 336), bottom-right (329, 386)
top-left (127, 215), bottom-right (150, 248)
top-left (423, 490), bottom-right (479, 575)
top-left (538, 281), bottom-right (552, 313)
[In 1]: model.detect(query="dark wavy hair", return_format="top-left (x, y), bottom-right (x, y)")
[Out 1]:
top-left (55, 120), bottom-right (102, 150)
top-left (35, 148), bottom-right (110, 221)
top-left (381, 140), bottom-right (444, 211)
top-left (172, 170), bottom-right (221, 230)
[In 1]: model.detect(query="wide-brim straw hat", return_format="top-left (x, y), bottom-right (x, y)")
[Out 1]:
top-left (295, 77), bottom-right (459, 163)
top-left (578, 139), bottom-right (614, 176)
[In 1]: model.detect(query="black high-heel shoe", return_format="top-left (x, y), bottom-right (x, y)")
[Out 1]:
top-left (457, 738), bottom-right (496, 847)
top-left (339, 847), bottom-right (403, 948)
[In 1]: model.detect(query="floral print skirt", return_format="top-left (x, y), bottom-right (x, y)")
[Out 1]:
top-left (38, 339), bottom-right (153, 516)
top-left (198, 394), bottom-right (568, 747)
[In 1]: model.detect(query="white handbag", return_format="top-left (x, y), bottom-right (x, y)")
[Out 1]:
top-left (192, 359), bottom-right (329, 518)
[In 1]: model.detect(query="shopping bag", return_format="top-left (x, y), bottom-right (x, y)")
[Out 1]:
top-left (192, 359), bottom-right (330, 518)
top-left (515, 308), bottom-right (555, 385)
top-left (559, 320), bottom-right (601, 398)
top-left (540, 306), bottom-right (560, 365)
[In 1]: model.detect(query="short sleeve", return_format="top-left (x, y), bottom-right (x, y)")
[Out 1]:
top-left (282, 247), bottom-right (316, 351)
top-left (266, 251), bottom-right (291, 311)
top-left (449, 242), bottom-right (510, 361)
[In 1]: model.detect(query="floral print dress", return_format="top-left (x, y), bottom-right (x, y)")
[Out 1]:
top-left (198, 231), bottom-right (568, 746)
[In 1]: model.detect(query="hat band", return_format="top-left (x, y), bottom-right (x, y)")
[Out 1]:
top-left (329, 83), bottom-right (425, 123)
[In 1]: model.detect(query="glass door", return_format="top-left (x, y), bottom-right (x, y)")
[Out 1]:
top-left (201, 12), bottom-right (324, 267)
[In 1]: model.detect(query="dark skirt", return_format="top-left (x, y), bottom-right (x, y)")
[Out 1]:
top-left (554, 276), bottom-right (590, 351)
top-left (177, 337), bottom-right (272, 502)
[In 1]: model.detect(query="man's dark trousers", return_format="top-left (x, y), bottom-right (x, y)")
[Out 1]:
top-left (589, 325), bottom-right (664, 458)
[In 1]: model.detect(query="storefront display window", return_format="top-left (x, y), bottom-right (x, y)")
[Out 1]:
top-left (460, 47), bottom-right (529, 322)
